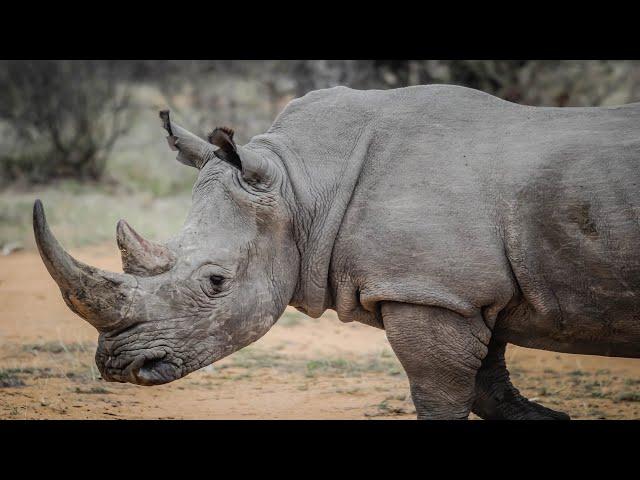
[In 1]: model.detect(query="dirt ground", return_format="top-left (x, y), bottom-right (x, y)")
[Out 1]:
top-left (1, 244), bottom-right (640, 420)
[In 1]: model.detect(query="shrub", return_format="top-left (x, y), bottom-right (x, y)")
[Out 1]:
top-left (0, 60), bottom-right (132, 184)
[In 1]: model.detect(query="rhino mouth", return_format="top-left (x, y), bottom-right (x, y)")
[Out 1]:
top-left (100, 351), bottom-right (182, 386)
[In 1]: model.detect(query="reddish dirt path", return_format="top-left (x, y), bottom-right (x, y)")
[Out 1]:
top-left (1, 245), bottom-right (640, 419)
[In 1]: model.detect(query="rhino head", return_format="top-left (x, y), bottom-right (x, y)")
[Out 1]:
top-left (33, 111), bottom-right (299, 385)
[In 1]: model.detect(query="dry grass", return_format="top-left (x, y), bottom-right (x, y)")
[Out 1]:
top-left (2, 328), bottom-right (640, 419)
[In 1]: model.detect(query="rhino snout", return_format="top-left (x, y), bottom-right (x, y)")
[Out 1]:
top-left (97, 347), bottom-right (182, 386)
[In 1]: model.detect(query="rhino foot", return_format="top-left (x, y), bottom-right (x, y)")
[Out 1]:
top-left (503, 398), bottom-right (570, 420)
top-left (471, 339), bottom-right (570, 421)
top-left (473, 388), bottom-right (570, 420)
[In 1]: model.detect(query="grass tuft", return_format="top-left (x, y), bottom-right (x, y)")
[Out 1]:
top-left (614, 391), bottom-right (640, 402)
top-left (74, 386), bottom-right (111, 394)
top-left (0, 369), bottom-right (26, 388)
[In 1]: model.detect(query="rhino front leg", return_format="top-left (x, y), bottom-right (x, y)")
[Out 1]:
top-left (381, 302), bottom-right (491, 420)
top-left (471, 339), bottom-right (570, 420)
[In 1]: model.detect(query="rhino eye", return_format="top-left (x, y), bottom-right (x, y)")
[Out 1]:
top-left (200, 274), bottom-right (226, 298)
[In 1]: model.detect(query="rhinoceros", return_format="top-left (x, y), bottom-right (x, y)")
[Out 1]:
top-left (33, 85), bottom-right (640, 420)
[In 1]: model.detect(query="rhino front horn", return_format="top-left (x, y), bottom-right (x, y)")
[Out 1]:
top-left (116, 219), bottom-right (176, 276)
top-left (33, 200), bottom-right (137, 331)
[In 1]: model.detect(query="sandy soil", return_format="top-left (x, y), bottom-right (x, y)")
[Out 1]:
top-left (1, 244), bottom-right (640, 419)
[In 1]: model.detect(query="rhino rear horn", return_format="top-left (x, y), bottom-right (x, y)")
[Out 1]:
top-left (116, 220), bottom-right (176, 276)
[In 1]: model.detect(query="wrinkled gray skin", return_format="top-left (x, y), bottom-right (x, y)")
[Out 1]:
top-left (34, 85), bottom-right (640, 419)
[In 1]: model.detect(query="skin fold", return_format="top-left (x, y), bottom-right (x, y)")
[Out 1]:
top-left (34, 85), bottom-right (640, 419)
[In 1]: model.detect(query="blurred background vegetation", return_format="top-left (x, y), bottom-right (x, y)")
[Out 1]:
top-left (2, 60), bottom-right (640, 252)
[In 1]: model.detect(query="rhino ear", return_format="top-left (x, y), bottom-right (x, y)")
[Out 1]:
top-left (208, 127), bottom-right (242, 171)
top-left (208, 127), bottom-right (275, 185)
top-left (159, 110), bottom-right (217, 169)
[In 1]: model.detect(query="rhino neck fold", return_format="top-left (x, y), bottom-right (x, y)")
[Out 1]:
top-left (248, 124), bottom-right (373, 318)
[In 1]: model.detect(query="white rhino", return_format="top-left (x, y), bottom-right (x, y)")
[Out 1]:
top-left (34, 85), bottom-right (640, 419)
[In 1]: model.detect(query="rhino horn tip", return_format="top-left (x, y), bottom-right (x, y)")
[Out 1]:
top-left (33, 199), bottom-right (49, 246)
top-left (116, 219), bottom-right (128, 248)
top-left (33, 198), bottom-right (44, 218)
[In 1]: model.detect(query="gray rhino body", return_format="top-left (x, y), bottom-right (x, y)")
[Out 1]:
top-left (34, 85), bottom-right (640, 419)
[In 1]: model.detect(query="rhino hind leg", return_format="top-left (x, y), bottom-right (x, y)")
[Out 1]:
top-left (472, 339), bottom-right (570, 420)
